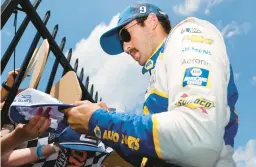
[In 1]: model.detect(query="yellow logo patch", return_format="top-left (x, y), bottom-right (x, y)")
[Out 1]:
top-left (101, 130), bottom-right (140, 151)
top-left (145, 60), bottom-right (154, 70)
top-left (175, 93), bottom-right (215, 114)
top-left (183, 35), bottom-right (213, 45)
top-left (94, 126), bottom-right (101, 139)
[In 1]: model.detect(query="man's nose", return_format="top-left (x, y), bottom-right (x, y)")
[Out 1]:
top-left (123, 42), bottom-right (132, 54)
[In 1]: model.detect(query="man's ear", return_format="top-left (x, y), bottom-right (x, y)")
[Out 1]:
top-left (148, 13), bottom-right (159, 30)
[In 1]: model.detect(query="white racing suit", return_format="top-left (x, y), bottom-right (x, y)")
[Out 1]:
top-left (88, 17), bottom-right (238, 167)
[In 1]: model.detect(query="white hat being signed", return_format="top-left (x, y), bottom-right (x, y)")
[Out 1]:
top-left (9, 88), bottom-right (74, 126)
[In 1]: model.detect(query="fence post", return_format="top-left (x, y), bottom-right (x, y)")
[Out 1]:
top-left (79, 68), bottom-right (84, 81)
top-left (1, 0), bottom-right (42, 73)
top-left (95, 91), bottom-right (98, 102)
top-left (90, 84), bottom-right (94, 97)
top-left (1, 10), bottom-right (51, 126)
top-left (62, 48), bottom-right (72, 76)
top-left (85, 76), bottom-right (89, 90)
top-left (74, 58), bottom-right (78, 72)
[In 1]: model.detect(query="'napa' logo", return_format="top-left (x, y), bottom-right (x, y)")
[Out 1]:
top-left (183, 67), bottom-right (210, 87)
top-left (94, 126), bottom-right (101, 139)
top-left (190, 68), bottom-right (202, 76)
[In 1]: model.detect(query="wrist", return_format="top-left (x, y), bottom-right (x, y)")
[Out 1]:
top-left (36, 145), bottom-right (45, 159)
top-left (5, 81), bottom-right (13, 88)
top-left (2, 82), bottom-right (12, 92)
top-left (12, 127), bottom-right (30, 142)
top-left (89, 109), bottom-right (109, 138)
top-left (10, 128), bottom-right (27, 143)
top-left (38, 144), bottom-right (59, 159)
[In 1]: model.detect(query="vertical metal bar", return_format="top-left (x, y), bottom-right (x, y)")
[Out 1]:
top-left (79, 68), bottom-right (84, 81)
top-left (85, 76), bottom-right (89, 90)
top-left (51, 24), bottom-right (59, 40)
top-left (62, 48), bottom-right (72, 76)
top-left (94, 91), bottom-right (98, 103)
top-left (1, 0), bottom-right (21, 29)
top-left (74, 58), bottom-right (78, 72)
top-left (90, 84), bottom-right (94, 97)
top-left (45, 37), bottom-right (66, 93)
top-left (1, 0), bottom-right (42, 74)
top-left (1, 11), bottom-right (51, 126)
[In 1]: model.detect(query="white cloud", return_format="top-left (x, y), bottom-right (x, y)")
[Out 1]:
top-left (173, 0), bottom-right (225, 16)
top-left (70, 14), bottom-right (149, 113)
top-left (234, 72), bottom-right (241, 81)
top-left (252, 76), bottom-right (256, 85)
top-left (218, 21), bottom-right (252, 39)
top-left (173, 0), bottom-right (201, 15)
top-left (233, 140), bottom-right (256, 167)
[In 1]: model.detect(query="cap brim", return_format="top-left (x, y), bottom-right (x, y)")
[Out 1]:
top-left (59, 143), bottom-right (108, 153)
top-left (100, 23), bottom-right (126, 55)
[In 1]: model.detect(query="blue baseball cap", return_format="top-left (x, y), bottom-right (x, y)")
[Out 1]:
top-left (100, 3), bottom-right (168, 55)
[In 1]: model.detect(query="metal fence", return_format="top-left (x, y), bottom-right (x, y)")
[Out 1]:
top-left (1, 0), bottom-right (100, 126)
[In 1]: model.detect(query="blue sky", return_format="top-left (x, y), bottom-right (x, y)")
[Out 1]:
top-left (1, 0), bottom-right (256, 166)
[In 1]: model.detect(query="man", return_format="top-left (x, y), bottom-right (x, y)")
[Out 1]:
top-left (64, 3), bottom-right (238, 167)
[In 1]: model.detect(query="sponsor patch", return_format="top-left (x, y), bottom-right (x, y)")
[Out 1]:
top-left (182, 67), bottom-right (210, 87)
top-left (175, 93), bottom-right (215, 114)
top-left (94, 126), bottom-right (101, 139)
top-left (14, 95), bottom-right (32, 103)
top-left (94, 126), bottom-right (140, 151)
top-left (181, 28), bottom-right (202, 34)
top-left (183, 35), bottom-right (213, 45)
top-left (145, 60), bottom-right (154, 70)
top-left (182, 58), bottom-right (210, 66)
top-left (182, 47), bottom-right (212, 56)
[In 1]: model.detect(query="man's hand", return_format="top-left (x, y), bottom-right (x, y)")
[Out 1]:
top-left (97, 101), bottom-right (109, 111)
top-left (63, 100), bottom-right (101, 134)
top-left (5, 68), bottom-right (20, 88)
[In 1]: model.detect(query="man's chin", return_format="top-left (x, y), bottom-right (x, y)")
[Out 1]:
top-left (133, 56), bottom-right (145, 66)
top-left (138, 60), bottom-right (145, 66)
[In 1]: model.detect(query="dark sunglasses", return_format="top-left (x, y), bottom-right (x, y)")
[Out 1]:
top-left (119, 22), bottom-right (140, 43)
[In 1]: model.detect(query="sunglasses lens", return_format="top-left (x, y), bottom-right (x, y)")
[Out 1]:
top-left (119, 29), bottom-right (131, 42)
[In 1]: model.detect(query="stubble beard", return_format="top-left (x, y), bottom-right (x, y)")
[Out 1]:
top-left (141, 34), bottom-right (155, 65)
